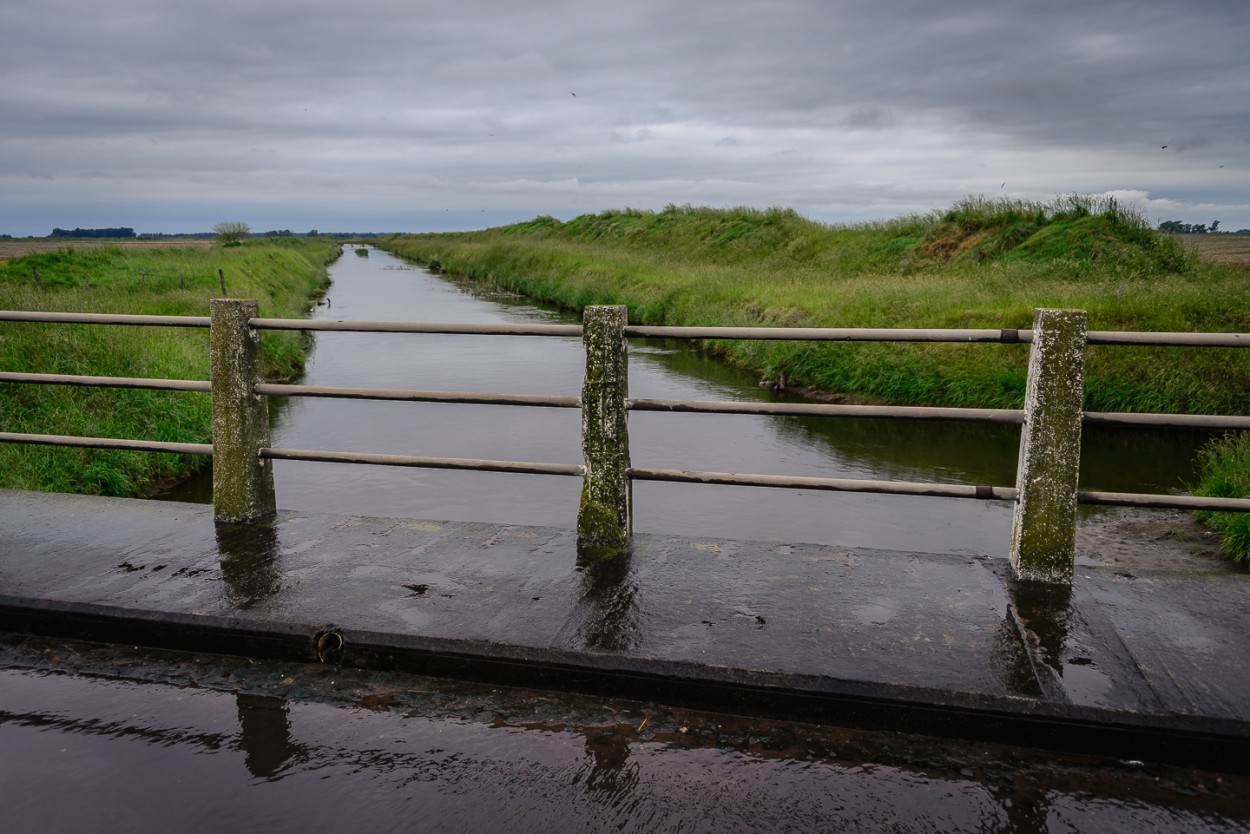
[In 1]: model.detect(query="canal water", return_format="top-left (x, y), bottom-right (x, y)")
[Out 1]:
top-left (169, 244), bottom-right (1211, 555)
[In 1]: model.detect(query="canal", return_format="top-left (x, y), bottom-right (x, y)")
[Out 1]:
top-left (171, 244), bottom-right (1216, 556)
top-left (6, 245), bottom-right (1243, 832)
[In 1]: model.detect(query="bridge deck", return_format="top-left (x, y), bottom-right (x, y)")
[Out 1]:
top-left (2, 489), bottom-right (1249, 769)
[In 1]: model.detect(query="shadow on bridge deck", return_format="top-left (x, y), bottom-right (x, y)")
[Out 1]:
top-left (2, 489), bottom-right (1248, 770)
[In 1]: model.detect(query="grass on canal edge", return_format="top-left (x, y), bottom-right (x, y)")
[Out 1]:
top-left (379, 197), bottom-right (1250, 564)
top-left (0, 238), bottom-right (339, 497)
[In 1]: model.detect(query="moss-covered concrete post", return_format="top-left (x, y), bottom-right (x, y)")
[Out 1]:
top-left (210, 299), bottom-right (276, 523)
top-left (1010, 308), bottom-right (1087, 584)
top-left (578, 305), bottom-right (632, 559)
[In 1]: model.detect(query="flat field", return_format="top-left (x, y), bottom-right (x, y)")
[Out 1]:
top-left (0, 238), bottom-right (213, 263)
top-left (1175, 234), bottom-right (1250, 265)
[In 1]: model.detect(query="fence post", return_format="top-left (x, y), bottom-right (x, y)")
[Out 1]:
top-left (1010, 308), bottom-right (1087, 584)
top-left (578, 305), bottom-right (632, 559)
top-left (210, 298), bottom-right (276, 523)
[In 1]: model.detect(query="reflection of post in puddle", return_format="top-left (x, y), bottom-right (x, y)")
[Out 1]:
top-left (215, 520), bottom-right (283, 609)
top-left (986, 768), bottom-right (1054, 834)
top-left (1002, 580), bottom-right (1075, 702)
top-left (580, 727), bottom-right (640, 799)
top-left (572, 554), bottom-right (642, 652)
top-left (235, 693), bottom-right (301, 779)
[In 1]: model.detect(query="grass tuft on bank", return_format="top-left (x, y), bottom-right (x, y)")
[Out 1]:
top-left (379, 197), bottom-right (1250, 561)
top-left (0, 238), bottom-right (339, 496)
top-left (1197, 434), bottom-right (1250, 565)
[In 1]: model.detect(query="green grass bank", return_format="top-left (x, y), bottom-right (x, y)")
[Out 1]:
top-left (0, 238), bottom-right (339, 496)
top-left (379, 198), bottom-right (1250, 562)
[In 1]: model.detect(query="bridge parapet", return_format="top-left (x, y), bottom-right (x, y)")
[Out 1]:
top-left (3, 304), bottom-right (1250, 585)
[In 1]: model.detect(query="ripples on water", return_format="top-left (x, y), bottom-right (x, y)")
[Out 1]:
top-left (3, 642), bottom-right (1247, 834)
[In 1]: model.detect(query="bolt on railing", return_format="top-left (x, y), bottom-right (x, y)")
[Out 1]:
top-left (3, 303), bottom-right (1250, 585)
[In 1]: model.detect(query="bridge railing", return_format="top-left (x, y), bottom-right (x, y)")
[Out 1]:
top-left (3, 301), bottom-right (1250, 584)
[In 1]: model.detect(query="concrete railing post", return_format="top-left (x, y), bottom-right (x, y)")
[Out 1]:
top-left (210, 299), bottom-right (276, 523)
top-left (1010, 308), bottom-right (1087, 584)
top-left (577, 305), bottom-right (632, 559)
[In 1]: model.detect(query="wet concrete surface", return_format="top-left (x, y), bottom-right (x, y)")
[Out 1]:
top-left (3, 489), bottom-right (1250, 769)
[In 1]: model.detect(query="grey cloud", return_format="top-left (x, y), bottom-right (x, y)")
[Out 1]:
top-left (1, 0), bottom-right (1248, 234)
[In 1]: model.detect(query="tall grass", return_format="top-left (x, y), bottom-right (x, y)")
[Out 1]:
top-left (1197, 434), bottom-right (1250, 565)
top-left (379, 198), bottom-right (1250, 560)
top-left (0, 238), bottom-right (338, 496)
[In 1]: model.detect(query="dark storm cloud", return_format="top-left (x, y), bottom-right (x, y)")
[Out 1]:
top-left (1, 0), bottom-right (1246, 234)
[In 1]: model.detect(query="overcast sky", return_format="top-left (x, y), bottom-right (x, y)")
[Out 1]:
top-left (1, 0), bottom-right (1246, 236)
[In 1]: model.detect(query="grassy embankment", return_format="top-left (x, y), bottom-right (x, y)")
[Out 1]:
top-left (0, 237), bottom-right (339, 496)
top-left (379, 198), bottom-right (1250, 562)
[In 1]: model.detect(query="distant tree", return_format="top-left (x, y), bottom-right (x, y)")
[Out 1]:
top-left (1211, 220), bottom-right (1221, 233)
top-left (308, 229), bottom-right (319, 237)
top-left (213, 221), bottom-right (251, 245)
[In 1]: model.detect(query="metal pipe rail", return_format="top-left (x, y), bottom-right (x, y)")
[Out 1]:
top-left (7, 368), bottom-right (1250, 431)
top-left (0, 311), bottom-right (211, 328)
top-left (0, 371), bottom-right (211, 393)
top-left (6, 425), bottom-right (1250, 516)
top-left (0, 431), bottom-right (212, 456)
top-left (3, 310), bottom-right (1248, 348)
top-left (251, 318), bottom-right (582, 337)
top-left (259, 446), bottom-right (583, 477)
top-left (254, 383), bottom-right (580, 409)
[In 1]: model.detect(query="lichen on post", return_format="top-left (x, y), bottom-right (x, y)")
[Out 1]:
top-left (577, 305), bottom-right (632, 560)
top-left (210, 298), bottom-right (276, 523)
top-left (1010, 307), bottom-right (1088, 584)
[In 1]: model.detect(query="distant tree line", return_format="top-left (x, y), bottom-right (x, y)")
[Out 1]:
top-left (50, 227), bottom-right (137, 238)
top-left (1158, 221), bottom-right (1250, 234)
top-left (9, 227), bottom-right (384, 240)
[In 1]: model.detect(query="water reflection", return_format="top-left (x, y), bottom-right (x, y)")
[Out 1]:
top-left (579, 726), bottom-right (640, 799)
top-left (235, 694), bottom-right (301, 779)
top-left (1002, 580), bottom-right (1080, 703)
top-left (566, 554), bottom-right (643, 651)
top-left (5, 660), bottom-right (1249, 834)
top-left (215, 520), bottom-right (283, 609)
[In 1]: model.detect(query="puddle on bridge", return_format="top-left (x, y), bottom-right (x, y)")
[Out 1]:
top-left (2, 634), bottom-right (1248, 834)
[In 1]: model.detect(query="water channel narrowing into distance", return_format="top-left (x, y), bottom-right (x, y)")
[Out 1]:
top-left (164, 244), bottom-right (1215, 557)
